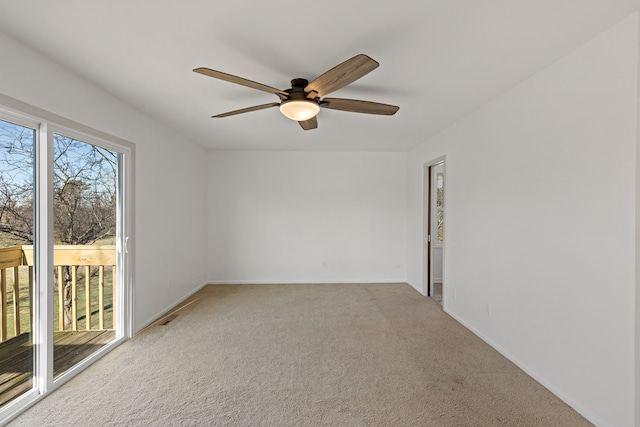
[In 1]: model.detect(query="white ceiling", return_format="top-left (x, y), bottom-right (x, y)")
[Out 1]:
top-left (0, 0), bottom-right (638, 151)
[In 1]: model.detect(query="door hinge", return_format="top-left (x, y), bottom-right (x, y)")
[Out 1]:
top-left (427, 235), bottom-right (431, 243)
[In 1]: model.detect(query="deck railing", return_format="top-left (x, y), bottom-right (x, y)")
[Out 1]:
top-left (0, 245), bottom-right (116, 343)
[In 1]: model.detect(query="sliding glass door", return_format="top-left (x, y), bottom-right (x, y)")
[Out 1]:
top-left (0, 117), bottom-right (36, 407)
top-left (52, 133), bottom-right (120, 378)
top-left (0, 107), bottom-right (131, 419)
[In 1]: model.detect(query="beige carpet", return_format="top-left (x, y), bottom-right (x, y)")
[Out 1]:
top-left (10, 284), bottom-right (591, 426)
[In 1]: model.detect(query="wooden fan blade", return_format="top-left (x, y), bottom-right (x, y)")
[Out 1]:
top-left (213, 102), bottom-right (280, 118)
top-left (194, 68), bottom-right (287, 96)
top-left (305, 54), bottom-right (379, 98)
top-left (298, 116), bottom-right (318, 131)
top-left (321, 98), bottom-right (399, 115)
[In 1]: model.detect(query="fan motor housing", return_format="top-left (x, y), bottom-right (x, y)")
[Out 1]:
top-left (291, 78), bottom-right (308, 88)
top-left (285, 78), bottom-right (314, 101)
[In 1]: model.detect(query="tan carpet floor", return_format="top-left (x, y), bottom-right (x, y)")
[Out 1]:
top-left (10, 283), bottom-right (591, 426)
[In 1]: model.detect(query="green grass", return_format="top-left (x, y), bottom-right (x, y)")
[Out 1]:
top-left (3, 265), bottom-right (114, 339)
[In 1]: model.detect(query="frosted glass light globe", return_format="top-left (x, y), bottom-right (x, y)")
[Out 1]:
top-left (279, 100), bottom-right (320, 121)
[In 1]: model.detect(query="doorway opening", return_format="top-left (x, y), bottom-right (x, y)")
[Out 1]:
top-left (424, 159), bottom-right (444, 305)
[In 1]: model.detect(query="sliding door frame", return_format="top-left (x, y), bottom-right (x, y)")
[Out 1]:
top-left (0, 109), bottom-right (43, 418)
top-left (47, 124), bottom-right (133, 383)
top-left (0, 95), bottom-right (134, 425)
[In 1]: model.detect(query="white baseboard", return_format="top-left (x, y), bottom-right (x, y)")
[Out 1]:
top-left (207, 281), bottom-right (424, 297)
top-left (206, 279), bottom-right (407, 285)
top-left (443, 308), bottom-right (606, 427)
top-left (406, 281), bottom-right (426, 296)
top-left (135, 281), bottom-right (208, 334)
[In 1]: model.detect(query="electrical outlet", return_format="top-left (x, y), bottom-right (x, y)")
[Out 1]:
top-left (485, 303), bottom-right (491, 316)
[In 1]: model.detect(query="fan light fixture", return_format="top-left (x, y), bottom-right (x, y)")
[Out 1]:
top-left (279, 100), bottom-right (320, 121)
top-left (194, 54), bottom-right (399, 131)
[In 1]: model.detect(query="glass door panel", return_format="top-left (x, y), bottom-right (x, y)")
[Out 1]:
top-left (0, 119), bottom-right (36, 407)
top-left (52, 134), bottom-right (118, 377)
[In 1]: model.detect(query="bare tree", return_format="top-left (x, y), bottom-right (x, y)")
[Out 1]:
top-left (0, 123), bottom-right (35, 244)
top-left (1, 124), bottom-right (118, 327)
top-left (0, 128), bottom-right (117, 246)
top-left (52, 134), bottom-right (117, 246)
top-left (52, 135), bottom-right (117, 326)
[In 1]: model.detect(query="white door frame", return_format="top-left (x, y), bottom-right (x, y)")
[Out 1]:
top-left (422, 157), bottom-right (445, 298)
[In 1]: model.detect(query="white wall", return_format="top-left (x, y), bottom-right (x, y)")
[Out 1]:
top-left (208, 151), bottom-right (407, 284)
top-left (0, 31), bottom-right (208, 332)
top-left (408, 15), bottom-right (637, 427)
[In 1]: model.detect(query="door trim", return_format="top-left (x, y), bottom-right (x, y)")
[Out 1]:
top-left (423, 157), bottom-right (445, 298)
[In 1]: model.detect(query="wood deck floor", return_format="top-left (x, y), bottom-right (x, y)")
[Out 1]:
top-left (0, 330), bottom-right (115, 407)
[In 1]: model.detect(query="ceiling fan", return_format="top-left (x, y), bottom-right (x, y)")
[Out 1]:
top-left (193, 54), bottom-right (399, 131)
